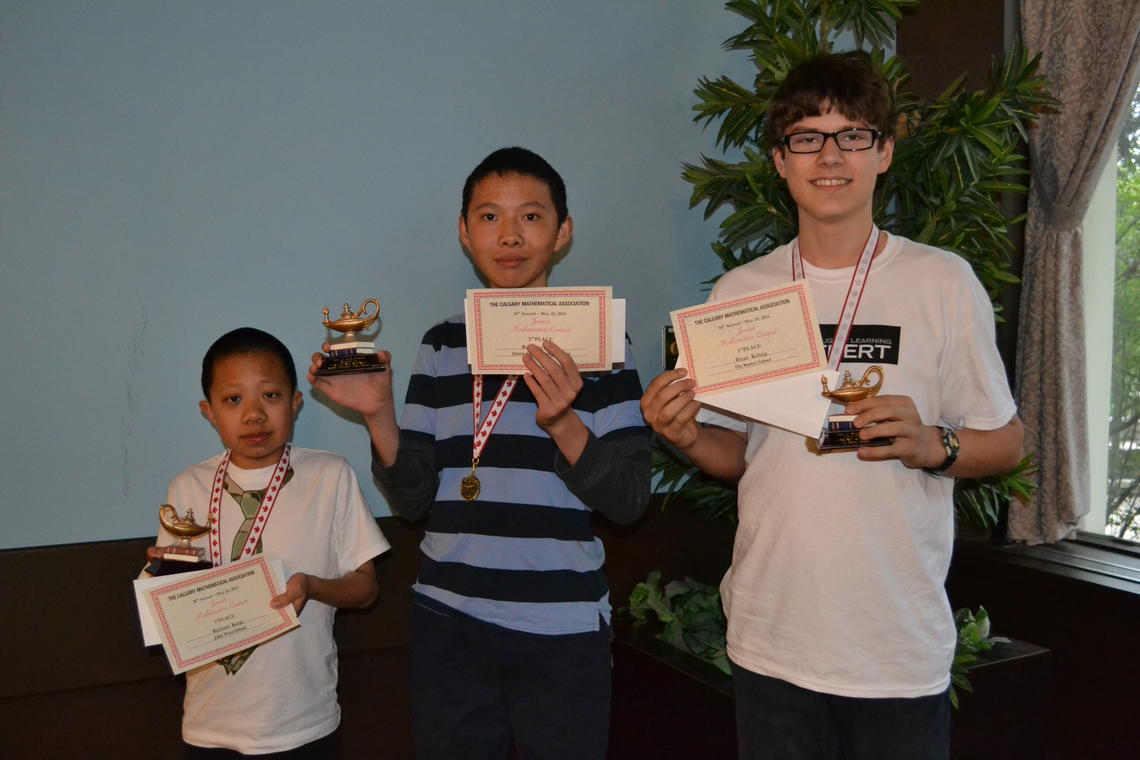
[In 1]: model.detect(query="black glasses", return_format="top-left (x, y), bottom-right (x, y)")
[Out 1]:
top-left (781, 129), bottom-right (883, 154)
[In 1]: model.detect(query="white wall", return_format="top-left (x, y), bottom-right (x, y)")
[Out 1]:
top-left (0, 1), bottom-right (753, 547)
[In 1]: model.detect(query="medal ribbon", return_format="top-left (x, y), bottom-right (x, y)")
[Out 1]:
top-left (792, 225), bottom-right (879, 373)
top-left (207, 443), bottom-right (292, 567)
top-left (471, 374), bottom-right (520, 463)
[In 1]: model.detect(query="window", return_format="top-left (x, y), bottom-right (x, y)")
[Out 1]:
top-left (1084, 84), bottom-right (1140, 543)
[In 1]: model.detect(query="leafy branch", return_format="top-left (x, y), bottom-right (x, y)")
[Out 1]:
top-left (949, 606), bottom-right (1009, 708)
top-left (953, 455), bottom-right (1037, 533)
top-left (655, 439), bottom-right (1036, 533)
top-left (626, 573), bottom-right (1009, 711)
top-left (626, 571), bottom-right (730, 675)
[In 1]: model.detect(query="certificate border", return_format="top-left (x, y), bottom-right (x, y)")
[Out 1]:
top-left (470, 287), bottom-right (611, 373)
top-left (146, 556), bottom-right (295, 672)
top-left (676, 283), bottom-right (824, 395)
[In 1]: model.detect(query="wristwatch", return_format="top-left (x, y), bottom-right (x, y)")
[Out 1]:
top-left (925, 426), bottom-right (960, 475)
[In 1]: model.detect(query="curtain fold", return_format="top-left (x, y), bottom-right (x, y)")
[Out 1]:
top-left (1011, 0), bottom-right (1140, 543)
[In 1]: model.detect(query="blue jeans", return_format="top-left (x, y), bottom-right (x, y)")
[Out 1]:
top-left (731, 662), bottom-right (949, 760)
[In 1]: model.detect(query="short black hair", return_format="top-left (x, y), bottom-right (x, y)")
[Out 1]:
top-left (764, 51), bottom-right (896, 151)
top-left (461, 147), bottom-right (568, 224)
top-left (201, 327), bottom-right (297, 398)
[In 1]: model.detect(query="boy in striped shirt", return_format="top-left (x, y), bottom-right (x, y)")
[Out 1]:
top-left (309, 147), bottom-right (650, 759)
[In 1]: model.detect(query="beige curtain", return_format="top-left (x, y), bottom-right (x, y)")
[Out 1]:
top-left (1011, 1), bottom-right (1140, 543)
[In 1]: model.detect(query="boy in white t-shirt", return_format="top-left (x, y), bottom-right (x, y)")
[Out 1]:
top-left (145, 327), bottom-right (389, 758)
top-left (641, 52), bottom-right (1023, 760)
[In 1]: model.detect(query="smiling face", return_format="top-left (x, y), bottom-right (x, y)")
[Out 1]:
top-left (772, 108), bottom-right (893, 231)
top-left (199, 350), bottom-right (302, 469)
top-left (458, 171), bottom-right (573, 289)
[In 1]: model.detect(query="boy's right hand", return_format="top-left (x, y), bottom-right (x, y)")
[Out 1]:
top-left (307, 344), bottom-right (395, 418)
top-left (640, 368), bottom-right (702, 450)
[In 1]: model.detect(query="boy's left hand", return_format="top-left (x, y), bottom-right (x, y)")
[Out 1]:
top-left (844, 394), bottom-right (943, 470)
top-left (521, 340), bottom-right (591, 465)
top-left (271, 572), bottom-right (310, 616)
top-left (521, 340), bottom-right (584, 431)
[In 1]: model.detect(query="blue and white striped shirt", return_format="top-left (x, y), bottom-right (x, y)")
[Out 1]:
top-left (374, 315), bottom-right (650, 635)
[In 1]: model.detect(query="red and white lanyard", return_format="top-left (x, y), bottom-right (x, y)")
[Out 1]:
top-left (471, 374), bottom-right (520, 461)
top-left (459, 374), bottom-right (521, 501)
top-left (206, 443), bottom-right (292, 566)
top-left (792, 225), bottom-right (879, 373)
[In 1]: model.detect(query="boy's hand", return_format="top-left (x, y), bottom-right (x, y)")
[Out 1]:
top-left (145, 546), bottom-right (165, 561)
top-left (309, 343), bottom-right (402, 468)
top-left (522, 340), bottom-right (584, 430)
top-left (307, 343), bottom-right (395, 418)
top-left (522, 340), bottom-right (589, 464)
top-left (271, 572), bottom-right (310, 616)
top-left (845, 394), bottom-right (943, 469)
top-left (640, 369), bottom-right (701, 450)
top-left (641, 368), bottom-right (747, 481)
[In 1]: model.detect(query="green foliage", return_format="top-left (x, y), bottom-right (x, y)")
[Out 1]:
top-left (658, 0), bottom-right (1050, 532)
top-left (655, 423), bottom-right (1036, 533)
top-left (627, 573), bottom-right (1006, 710)
top-left (653, 443), bottom-right (739, 524)
top-left (953, 455), bottom-right (1036, 533)
top-left (1108, 92), bottom-right (1140, 540)
top-left (1117, 89), bottom-right (1140, 173)
top-left (949, 606), bottom-right (1009, 709)
top-left (626, 571), bottom-right (730, 674)
top-left (686, 0), bottom-right (1054, 309)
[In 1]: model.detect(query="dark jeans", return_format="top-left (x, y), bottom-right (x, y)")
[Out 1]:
top-left (182, 728), bottom-right (339, 759)
top-left (410, 599), bottom-right (612, 760)
top-left (731, 662), bottom-right (950, 760)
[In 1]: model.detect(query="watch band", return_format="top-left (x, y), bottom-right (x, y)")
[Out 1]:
top-left (925, 426), bottom-right (960, 474)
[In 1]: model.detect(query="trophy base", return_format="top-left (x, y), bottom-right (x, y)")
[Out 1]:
top-left (146, 550), bottom-right (214, 577)
top-left (315, 353), bottom-right (388, 376)
top-left (818, 414), bottom-right (893, 452)
top-left (817, 432), bottom-right (894, 452)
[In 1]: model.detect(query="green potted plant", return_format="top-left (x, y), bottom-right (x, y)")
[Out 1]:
top-left (626, 572), bottom-right (1006, 708)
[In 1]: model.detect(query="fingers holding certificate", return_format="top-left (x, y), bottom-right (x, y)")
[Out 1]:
top-left (640, 368), bottom-right (702, 450)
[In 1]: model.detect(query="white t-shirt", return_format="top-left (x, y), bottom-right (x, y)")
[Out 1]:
top-left (156, 446), bottom-right (389, 754)
top-left (699, 233), bottom-right (1016, 698)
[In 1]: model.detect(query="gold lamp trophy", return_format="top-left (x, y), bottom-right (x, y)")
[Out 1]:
top-left (315, 298), bottom-right (387, 375)
top-left (817, 366), bottom-right (893, 451)
top-left (147, 505), bottom-right (214, 576)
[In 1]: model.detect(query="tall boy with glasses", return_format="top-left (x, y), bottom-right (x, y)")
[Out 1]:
top-left (641, 51), bottom-right (1023, 760)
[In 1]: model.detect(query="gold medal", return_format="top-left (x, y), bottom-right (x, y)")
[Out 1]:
top-left (460, 473), bottom-right (481, 501)
top-left (461, 458), bottom-right (481, 501)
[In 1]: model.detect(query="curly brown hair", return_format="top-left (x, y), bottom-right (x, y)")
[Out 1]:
top-left (763, 51), bottom-right (896, 151)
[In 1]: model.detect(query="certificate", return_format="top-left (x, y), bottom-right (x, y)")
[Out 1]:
top-left (465, 287), bottom-right (613, 373)
top-left (670, 281), bottom-right (826, 396)
top-left (139, 555), bottom-right (299, 674)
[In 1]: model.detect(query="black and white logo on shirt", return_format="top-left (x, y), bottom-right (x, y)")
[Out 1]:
top-left (820, 324), bottom-right (901, 365)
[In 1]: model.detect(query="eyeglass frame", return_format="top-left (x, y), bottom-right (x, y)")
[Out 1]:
top-left (779, 128), bottom-right (885, 154)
